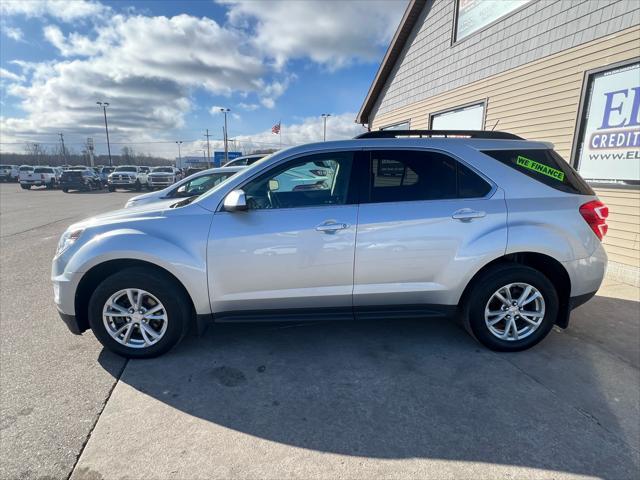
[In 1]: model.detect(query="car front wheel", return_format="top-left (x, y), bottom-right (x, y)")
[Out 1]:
top-left (463, 264), bottom-right (558, 352)
top-left (88, 267), bottom-right (191, 358)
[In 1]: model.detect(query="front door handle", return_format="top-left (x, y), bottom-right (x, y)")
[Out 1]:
top-left (452, 208), bottom-right (486, 221)
top-left (315, 221), bottom-right (349, 233)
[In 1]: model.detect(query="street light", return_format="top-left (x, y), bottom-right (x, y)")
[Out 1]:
top-left (175, 140), bottom-right (183, 167)
top-left (97, 101), bottom-right (113, 166)
top-left (220, 108), bottom-right (230, 164)
top-left (321, 113), bottom-right (331, 141)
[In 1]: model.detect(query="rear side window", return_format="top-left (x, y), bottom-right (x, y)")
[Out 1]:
top-left (483, 149), bottom-right (594, 195)
top-left (367, 150), bottom-right (492, 203)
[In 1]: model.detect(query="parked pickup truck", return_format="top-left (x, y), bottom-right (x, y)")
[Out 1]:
top-left (147, 166), bottom-right (182, 190)
top-left (20, 166), bottom-right (60, 189)
top-left (108, 165), bottom-right (148, 191)
top-left (0, 165), bottom-right (19, 182)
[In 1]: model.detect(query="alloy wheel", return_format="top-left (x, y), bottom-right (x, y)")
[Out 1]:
top-left (102, 288), bottom-right (168, 348)
top-left (484, 283), bottom-right (545, 341)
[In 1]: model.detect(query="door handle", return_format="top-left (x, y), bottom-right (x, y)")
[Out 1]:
top-left (452, 208), bottom-right (486, 221)
top-left (315, 221), bottom-right (349, 233)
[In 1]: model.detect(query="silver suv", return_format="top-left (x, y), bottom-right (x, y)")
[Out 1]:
top-left (52, 131), bottom-right (608, 358)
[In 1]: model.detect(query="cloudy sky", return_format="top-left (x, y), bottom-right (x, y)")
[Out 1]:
top-left (0, 0), bottom-right (406, 158)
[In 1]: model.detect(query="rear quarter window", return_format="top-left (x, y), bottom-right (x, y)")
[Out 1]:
top-left (482, 149), bottom-right (594, 195)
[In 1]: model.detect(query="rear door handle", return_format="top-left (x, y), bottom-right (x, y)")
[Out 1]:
top-left (452, 208), bottom-right (486, 221)
top-left (315, 221), bottom-right (349, 233)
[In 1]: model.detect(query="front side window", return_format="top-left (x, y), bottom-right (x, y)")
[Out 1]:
top-left (243, 152), bottom-right (354, 210)
top-left (367, 150), bottom-right (490, 203)
top-left (173, 172), bottom-right (233, 197)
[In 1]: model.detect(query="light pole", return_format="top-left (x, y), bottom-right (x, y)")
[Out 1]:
top-left (97, 101), bottom-right (113, 166)
top-left (220, 108), bottom-right (230, 164)
top-left (321, 113), bottom-right (331, 141)
top-left (175, 141), bottom-right (183, 167)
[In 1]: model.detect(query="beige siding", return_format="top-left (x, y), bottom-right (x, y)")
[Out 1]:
top-left (370, 25), bottom-right (640, 277)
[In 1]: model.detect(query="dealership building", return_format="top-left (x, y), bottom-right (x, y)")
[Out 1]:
top-left (358, 0), bottom-right (640, 285)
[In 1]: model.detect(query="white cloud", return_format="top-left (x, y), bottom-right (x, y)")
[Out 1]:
top-left (1, 24), bottom-right (24, 41)
top-left (0, 67), bottom-right (25, 82)
top-left (0, 0), bottom-right (108, 22)
top-left (209, 106), bottom-right (229, 115)
top-left (233, 112), bottom-right (367, 151)
top-left (221, 0), bottom-right (406, 69)
top-left (43, 25), bottom-right (103, 56)
top-left (238, 102), bottom-right (260, 111)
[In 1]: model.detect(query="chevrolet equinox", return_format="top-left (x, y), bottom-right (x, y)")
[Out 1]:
top-left (52, 130), bottom-right (608, 358)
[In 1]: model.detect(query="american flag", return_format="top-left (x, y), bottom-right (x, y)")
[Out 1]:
top-left (271, 121), bottom-right (281, 134)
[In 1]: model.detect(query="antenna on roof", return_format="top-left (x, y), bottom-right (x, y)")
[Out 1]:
top-left (491, 120), bottom-right (500, 131)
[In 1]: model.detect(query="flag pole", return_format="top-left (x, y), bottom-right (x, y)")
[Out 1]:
top-left (279, 120), bottom-right (282, 149)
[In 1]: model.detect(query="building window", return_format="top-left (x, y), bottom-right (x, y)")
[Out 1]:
top-left (380, 121), bottom-right (410, 131)
top-left (430, 102), bottom-right (485, 130)
top-left (573, 61), bottom-right (640, 187)
top-left (454, 0), bottom-right (532, 42)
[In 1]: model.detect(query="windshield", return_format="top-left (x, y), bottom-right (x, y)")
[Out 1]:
top-left (19, 166), bottom-right (33, 171)
top-left (114, 166), bottom-right (137, 172)
top-left (152, 167), bottom-right (173, 173)
top-left (101, 168), bottom-right (114, 173)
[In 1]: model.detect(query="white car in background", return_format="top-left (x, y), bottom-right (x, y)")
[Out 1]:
top-left (147, 166), bottom-right (183, 190)
top-left (125, 166), bottom-right (244, 208)
top-left (0, 165), bottom-right (19, 182)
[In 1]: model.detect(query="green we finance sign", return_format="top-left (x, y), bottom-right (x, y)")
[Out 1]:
top-left (516, 155), bottom-right (565, 182)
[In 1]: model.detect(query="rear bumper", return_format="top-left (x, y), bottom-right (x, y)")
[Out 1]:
top-left (569, 290), bottom-right (598, 310)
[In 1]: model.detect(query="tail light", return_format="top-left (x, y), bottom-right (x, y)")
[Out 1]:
top-left (579, 200), bottom-right (609, 241)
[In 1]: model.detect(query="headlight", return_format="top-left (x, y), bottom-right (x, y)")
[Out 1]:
top-left (56, 229), bottom-right (83, 256)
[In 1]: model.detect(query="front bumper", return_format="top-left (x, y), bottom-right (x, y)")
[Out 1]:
top-left (57, 309), bottom-right (84, 335)
top-left (148, 178), bottom-right (174, 186)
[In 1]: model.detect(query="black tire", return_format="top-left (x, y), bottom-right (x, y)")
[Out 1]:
top-left (462, 264), bottom-right (558, 352)
top-left (135, 181), bottom-right (142, 191)
top-left (108, 185), bottom-right (115, 192)
top-left (21, 184), bottom-right (31, 190)
top-left (88, 267), bottom-right (191, 358)
top-left (62, 187), bottom-right (69, 193)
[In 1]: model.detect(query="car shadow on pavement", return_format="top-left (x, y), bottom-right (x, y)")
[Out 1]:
top-left (98, 293), bottom-right (639, 478)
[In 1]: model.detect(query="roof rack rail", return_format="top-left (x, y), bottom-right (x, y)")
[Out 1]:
top-left (354, 130), bottom-right (523, 140)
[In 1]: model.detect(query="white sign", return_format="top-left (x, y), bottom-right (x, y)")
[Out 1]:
top-left (577, 63), bottom-right (640, 183)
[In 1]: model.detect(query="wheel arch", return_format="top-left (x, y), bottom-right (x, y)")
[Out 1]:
top-left (74, 259), bottom-right (197, 334)
top-left (460, 252), bottom-right (572, 328)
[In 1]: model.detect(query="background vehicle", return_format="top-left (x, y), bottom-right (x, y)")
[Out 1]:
top-left (60, 169), bottom-right (101, 192)
top-left (0, 165), bottom-right (19, 182)
top-left (147, 166), bottom-right (183, 190)
top-left (19, 166), bottom-right (60, 189)
top-left (184, 166), bottom-right (205, 177)
top-left (125, 166), bottom-right (243, 208)
top-left (53, 131), bottom-right (607, 358)
top-left (99, 167), bottom-right (114, 186)
top-left (108, 165), bottom-right (148, 191)
top-left (18, 165), bottom-right (35, 189)
top-left (223, 153), bottom-right (266, 167)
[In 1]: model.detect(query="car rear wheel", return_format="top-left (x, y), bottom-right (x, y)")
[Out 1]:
top-left (88, 267), bottom-right (191, 358)
top-left (21, 184), bottom-right (30, 190)
top-left (463, 264), bottom-right (558, 351)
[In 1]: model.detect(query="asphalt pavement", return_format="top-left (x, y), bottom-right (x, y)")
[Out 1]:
top-left (0, 184), bottom-right (137, 479)
top-left (1, 182), bottom-right (638, 480)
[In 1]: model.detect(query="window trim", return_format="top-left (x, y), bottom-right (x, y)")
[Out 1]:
top-left (428, 99), bottom-right (488, 130)
top-left (361, 147), bottom-right (497, 205)
top-left (450, 0), bottom-right (534, 46)
top-left (570, 57), bottom-right (640, 190)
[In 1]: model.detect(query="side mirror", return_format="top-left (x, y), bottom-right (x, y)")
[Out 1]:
top-left (223, 189), bottom-right (248, 212)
